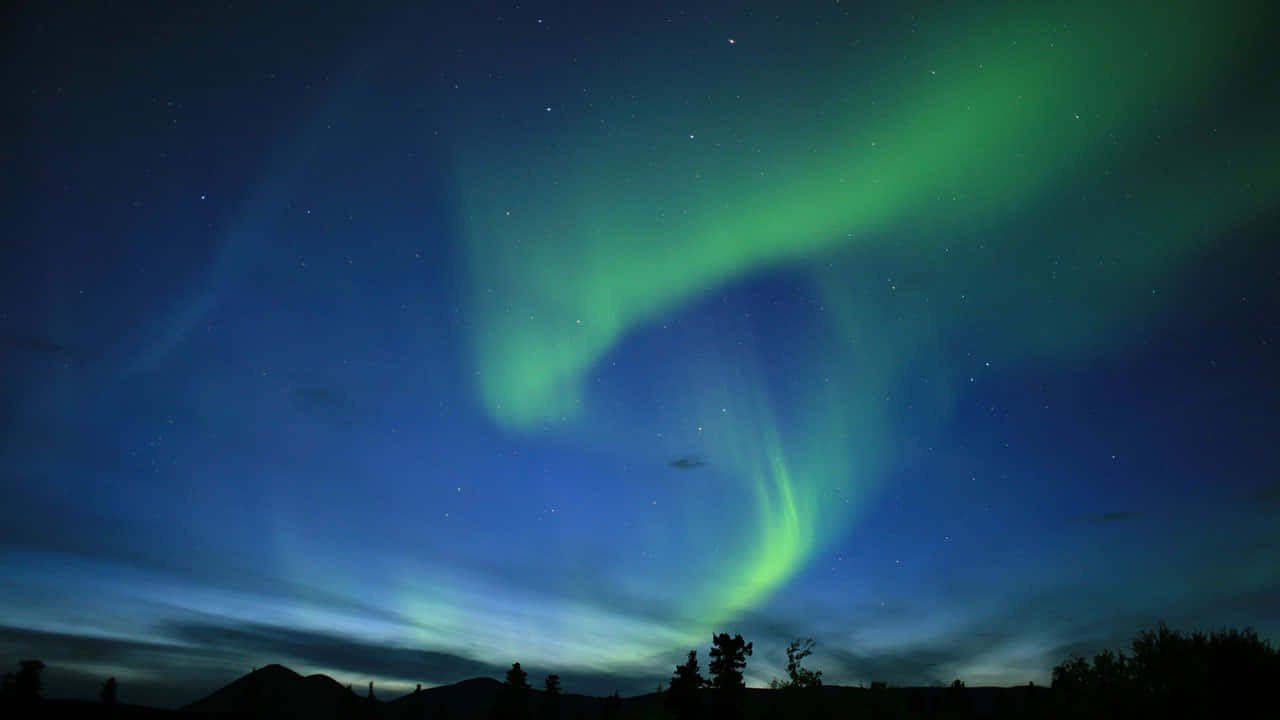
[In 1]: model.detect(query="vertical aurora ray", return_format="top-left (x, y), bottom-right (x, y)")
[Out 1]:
top-left (453, 0), bottom-right (1277, 652)
top-left (659, 321), bottom-right (908, 637)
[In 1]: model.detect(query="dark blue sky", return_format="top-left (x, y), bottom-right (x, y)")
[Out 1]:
top-left (3, 0), bottom-right (1278, 708)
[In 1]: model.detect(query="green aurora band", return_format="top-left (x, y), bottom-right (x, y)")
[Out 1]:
top-left (453, 0), bottom-right (1277, 651)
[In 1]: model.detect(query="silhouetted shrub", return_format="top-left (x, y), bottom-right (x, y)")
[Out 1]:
top-left (768, 639), bottom-right (825, 719)
top-left (1052, 622), bottom-right (1279, 717)
top-left (769, 638), bottom-right (822, 690)
top-left (937, 679), bottom-right (973, 719)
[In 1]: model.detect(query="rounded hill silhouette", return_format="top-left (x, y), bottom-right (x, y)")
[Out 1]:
top-left (183, 664), bottom-right (354, 719)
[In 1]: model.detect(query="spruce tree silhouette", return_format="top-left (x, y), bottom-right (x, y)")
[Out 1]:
top-left (0, 660), bottom-right (41, 711)
top-left (708, 634), bottom-right (752, 689)
top-left (101, 676), bottom-right (118, 706)
top-left (339, 684), bottom-right (359, 720)
top-left (494, 662), bottom-right (531, 720)
top-left (2, 655), bottom-right (46, 707)
top-left (602, 690), bottom-right (621, 720)
top-left (708, 634), bottom-right (752, 720)
top-left (537, 674), bottom-right (561, 720)
top-left (667, 650), bottom-right (706, 719)
top-left (15, 661), bottom-right (43, 696)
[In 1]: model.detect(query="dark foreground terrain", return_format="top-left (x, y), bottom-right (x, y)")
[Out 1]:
top-left (2, 668), bottom-right (1052, 720)
top-left (4, 623), bottom-right (1276, 719)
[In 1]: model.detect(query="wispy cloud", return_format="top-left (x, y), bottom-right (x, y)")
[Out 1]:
top-left (1068, 511), bottom-right (1143, 525)
top-left (164, 620), bottom-right (508, 685)
top-left (667, 456), bottom-right (706, 470)
top-left (0, 330), bottom-right (64, 353)
top-left (0, 625), bottom-right (243, 708)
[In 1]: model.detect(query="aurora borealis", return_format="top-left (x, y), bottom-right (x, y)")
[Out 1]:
top-left (3, 0), bottom-right (1278, 708)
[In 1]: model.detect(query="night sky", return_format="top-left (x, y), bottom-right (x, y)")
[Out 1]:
top-left (3, 0), bottom-right (1278, 708)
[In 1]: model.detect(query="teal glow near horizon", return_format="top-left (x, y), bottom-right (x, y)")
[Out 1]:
top-left (6, 0), bottom-right (1280, 706)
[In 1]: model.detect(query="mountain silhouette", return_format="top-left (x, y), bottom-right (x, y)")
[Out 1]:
top-left (176, 664), bottom-right (1054, 720)
top-left (387, 677), bottom-right (505, 720)
top-left (385, 676), bottom-right (618, 720)
top-left (184, 667), bottom-right (621, 720)
top-left (183, 664), bottom-right (354, 719)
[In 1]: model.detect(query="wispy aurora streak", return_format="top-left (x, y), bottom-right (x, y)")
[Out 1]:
top-left (455, 0), bottom-right (1276, 649)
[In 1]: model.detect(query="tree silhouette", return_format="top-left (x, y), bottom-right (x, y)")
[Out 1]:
top-left (1052, 622), bottom-right (1279, 718)
top-left (1053, 646), bottom-right (1139, 720)
top-left (506, 663), bottom-right (530, 690)
top-left (937, 679), bottom-right (973, 719)
top-left (338, 684), bottom-right (359, 720)
top-left (769, 638), bottom-right (822, 690)
top-left (708, 634), bottom-right (752, 720)
top-left (0, 660), bottom-right (44, 711)
top-left (494, 662), bottom-right (531, 720)
top-left (101, 676), bottom-right (118, 706)
top-left (667, 650), bottom-right (706, 719)
top-left (768, 639), bottom-right (823, 720)
top-left (536, 674), bottom-right (561, 720)
top-left (708, 634), bottom-right (753, 691)
top-left (602, 691), bottom-right (621, 720)
top-left (15, 660), bottom-right (43, 704)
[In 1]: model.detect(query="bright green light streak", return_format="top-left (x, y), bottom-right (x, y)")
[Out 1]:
top-left (452, 0), bottom-right (1275, 649)
top-left (458, 0), bottom-right (1265, 428)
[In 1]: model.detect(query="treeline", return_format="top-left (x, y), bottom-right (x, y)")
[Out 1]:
top-left (483, 623), bottom-right (1279, 719)
top-left (482, 633), bottom-right (762, 720)
top-left (2, 622), bottom-right (1276, 719)
top-left (1049, 622), bottom-right (1278, 718)
top-left (481, 622), bottom-right (1277, 719)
